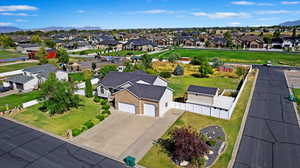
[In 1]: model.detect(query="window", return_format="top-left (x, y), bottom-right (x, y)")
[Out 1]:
top-left (100, 87), bottom-right (104, 94)
top-left (165, 102), bottom-right (168, 107)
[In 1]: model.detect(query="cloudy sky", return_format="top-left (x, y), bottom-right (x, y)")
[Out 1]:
top-left (0, 0), bottom-right (300, 29)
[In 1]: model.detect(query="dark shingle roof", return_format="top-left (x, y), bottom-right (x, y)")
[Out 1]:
top-left (5, 75), bottom-right (34, 84)
top-left (127, 83), bottom-right (167, 101)
top-left (126, 38), bottom-right (157, 47)
top-left (99, 39), bottom-right (119, 45)
top-left (24, 64), bottom-right (58, 78)
top-left (100, 71), bottom-right (157, 88)
top-left (187, 85), bottom-right (218, 96)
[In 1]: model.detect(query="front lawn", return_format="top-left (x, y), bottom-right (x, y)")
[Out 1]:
top-left (152, 49), bottom-right (300, 66)
top-left (11, 97), bottom-right (101, 136)
top-left (0, 90), bottom-right (41, 110)
top-left (68, 72), bottom-right (84, 82)
top-left (0, 63), bottom-right (38, 73)
top-left (168, 75), bottom-right (240, 98)
top-left (72, 49), bottom-right (104, 55)
top-left (102, 50), bottom-right (145, 56)
top-left (0, 50), bottom-right (26, 59)
top-left (139, 70), bottom-right (256, 168)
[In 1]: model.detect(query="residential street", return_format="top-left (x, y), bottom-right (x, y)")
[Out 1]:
top-left (0, 117), bottom-right (126, 168)
top-left (234, 66), bottom-right (300, 168)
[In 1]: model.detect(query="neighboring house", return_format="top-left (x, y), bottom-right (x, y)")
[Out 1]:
top-left (238, 35), bottom-right (264, 49)
top-left (186, 85), bottom-right (219, 105)
top-left (97, 39), bottom-right (122, 50)
top-left (16, 43), bottom-right (40, 54)
top-left (124, 38), bottom-right (157, 51)
top-left (209, 37), bottom-right (227, 48)
top-left (28, 48), bottom-right (57, 59)
top-left (3, 64), bottom-right (68, 92)
top-left (97, 71), bottom-right (173, 117)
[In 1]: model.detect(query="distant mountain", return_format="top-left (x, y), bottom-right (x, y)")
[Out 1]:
top-left (280, 20), bottom-right (300, 26)
top-left (0, 26), bottom-right (102, 33)
top-left (0, 26), bottom-right (23, 33)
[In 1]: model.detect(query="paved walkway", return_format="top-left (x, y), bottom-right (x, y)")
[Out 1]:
top-left (72, 109), bottom-right (184, 161)
top-left (234, 66), bottom-right (300, 168)
top-left (0, 90), bottom-right (18, 98)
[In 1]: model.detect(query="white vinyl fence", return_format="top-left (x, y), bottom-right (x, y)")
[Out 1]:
top-left (76, 78), bottom-right (99, 89)
top-left (22, 100), bottom-right (39, 108)
top-left (170, 101), bottom-right (231, 120)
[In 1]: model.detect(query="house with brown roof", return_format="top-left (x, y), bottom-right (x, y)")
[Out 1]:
top-left (238, 34), bottom-right (264, 49)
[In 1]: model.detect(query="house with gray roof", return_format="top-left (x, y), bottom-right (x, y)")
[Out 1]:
top-left (96, 71), bottom-right (173, 117)
top-left (124, 38), bottom-right (157, 51)
top-left (186, 85), bottom-right (219, 105)
top-left (3, 64), bottom-right (68, 92)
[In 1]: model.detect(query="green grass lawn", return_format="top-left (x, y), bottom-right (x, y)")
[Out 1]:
top-left (68, 72), bottom-right (84, 82)
top-left (72, 49), bottom-right (104, 55)
top-left (102, 50), bottom-right (145, 56)
top-left (0, 90), bottom-right (41, 110)
top-left (139, 70), bottom-right (256, 168)
top-left (0, 63), bottom-right (38, 73)
top-left (168, 75), bottom-right (241, 98)
top-left (152, 49), bottom-right (300, 66)
top-left (11, 97), bottom-right (101, 136)
top-left (293, 88), bottom-right (300, 113)
top-left (0, 50), bottom-right (26, 59)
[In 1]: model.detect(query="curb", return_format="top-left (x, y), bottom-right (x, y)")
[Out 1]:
top-left (284, 71), bottom-right (300, 128)
top-left (227, 69), bottom-right (259, 168)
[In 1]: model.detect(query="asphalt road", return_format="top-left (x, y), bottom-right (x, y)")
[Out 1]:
top-left (0, 117), bottom-right (126, 168)
top-left (234, 66), bottom-right (300, 168)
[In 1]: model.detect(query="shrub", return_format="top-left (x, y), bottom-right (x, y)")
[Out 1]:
top-left (81, 125), bottom-right (88, 132)
top-left (102, 109), bottom-right (111, 115)
top-left (94, 96), bottom-right (101, 103)
top-left (206, 139), bottom-right (217, 147)
top-left (102, 104), bottom-right (110, 111)
top-left (100, 99), bottom-right (108, 105)
top-left (84, 120), bottom-right (95, 129)
top-left (159, 71), bottom-right (172, 78)
top-left (72, 128), bottom-right (82, 137)
top-left (173, 65), bottom-right (184, 76)
top-left (96, 114), bottom-right (106, 121)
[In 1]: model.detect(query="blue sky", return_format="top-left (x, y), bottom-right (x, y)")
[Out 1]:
top-left (0, 0), bottom-right (300, 29)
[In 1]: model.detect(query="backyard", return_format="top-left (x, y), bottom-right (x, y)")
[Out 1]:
top-left (11, 97), bottom-right (101, 136)
top-left (0, 62), bottom-right (38, 73)
top-left (152, 49), bottom-right (300, 66)
top-left (0, 50), bottom-right (26, 59)
top-left (139, 70), bottom-right (256, 168)
top-left (102, 50), bottom-right (145, 56)
top-left (0, 90), bottom-right (41, 110)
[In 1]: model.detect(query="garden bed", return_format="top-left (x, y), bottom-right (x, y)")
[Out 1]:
top-left (200, 126), bottom-right (226, 167)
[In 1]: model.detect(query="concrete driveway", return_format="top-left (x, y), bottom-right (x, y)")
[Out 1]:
top-left (72, 109), bottom-right (183, 161)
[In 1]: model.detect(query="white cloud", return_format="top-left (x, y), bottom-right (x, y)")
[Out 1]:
top-left (281, 1), bottom-right (300, 5)
top-left (231, 1), bottom-right (273, 6)
top-left (0, 22), bottom-right (12, 26)
top-left (77, 10), bottom-right (86, 14)
top-left (229, 22), bottom-right (241, 26)
top-left (0, 5), bottom-right (38, 12)
top-left (231, 1), bottom-right (255, 5)
top-left (256, 10), bottom-right (291, 14)
top-left (0, 12), bottom-right (30, 16)
top-left (15, 19), bottom-right (27, 22)
top-left (193, 12), bottom-right (251, 19)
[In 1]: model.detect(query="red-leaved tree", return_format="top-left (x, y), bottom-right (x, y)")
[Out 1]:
top-left (170, 127), bottom-right (209, 162)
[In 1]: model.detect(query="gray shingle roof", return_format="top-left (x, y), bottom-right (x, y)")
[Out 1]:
top-left (187, 85), bottom-right (218, 96)
top-left (127, 83), bottom-right (167, 101)
top-left (126, 38), bottom-right (157, 47)
top-left (5, 75), bottom-right (34, 84)
top-left (24, 64), bottom-right (58, 78)
top-left (100, 71), bottom-right (157, 88)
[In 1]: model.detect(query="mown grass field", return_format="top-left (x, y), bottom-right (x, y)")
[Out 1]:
top-left (102, 50), bottom-right (145, 56)
top-left (139, 70), bottom-right (256, 168)
top-left (0, 50), bottom-right (26, 59)
top-left (11, 97), bottom-right (101, 136)
top-left (72, 49), bottom-right (104, 55)
top-left (0, 63), bottom-right (38, 73)
top-left (152, 49), bottom-right (300, 66)
top-left (168, 75), bottom-right (240, 98)
top-left (0, 90), bottom-right (41, 110)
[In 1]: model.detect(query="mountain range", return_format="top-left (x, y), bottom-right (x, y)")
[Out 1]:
top-left (0, 26), bottom-right (103, 33)
top-left (279, 20), bottom-right (300, 26)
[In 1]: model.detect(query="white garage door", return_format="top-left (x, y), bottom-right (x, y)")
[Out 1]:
top-left (118, 102), bottom-right (136, 114)
top-left (144, 104), bottom-right (156, 117)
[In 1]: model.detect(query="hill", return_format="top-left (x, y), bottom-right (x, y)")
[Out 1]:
top-left (280, 20), bottom-right (300, 26)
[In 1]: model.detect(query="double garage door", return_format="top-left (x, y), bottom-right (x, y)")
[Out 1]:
top-left (118, 102), bottom-right (156, 117)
